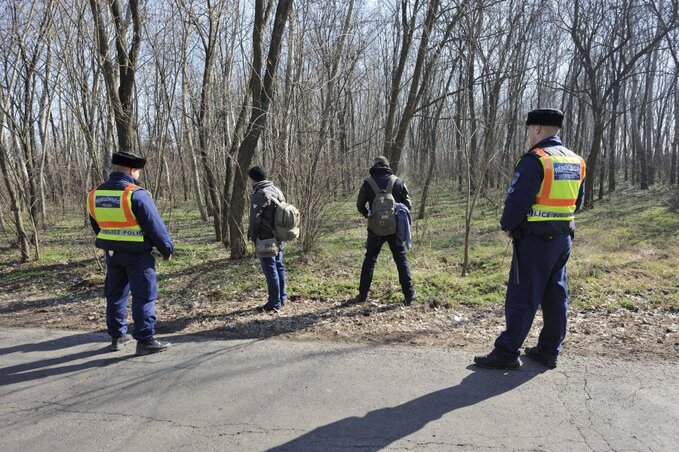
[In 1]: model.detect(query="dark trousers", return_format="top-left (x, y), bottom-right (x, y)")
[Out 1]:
top-left (359, 230), bottom-right (415, 299)
top-left (259, 245), bottom-right (287, 308)
top-left (494, 233), bottom-right (572, 359)
top-left (104, 251), bottom-right (157, 341)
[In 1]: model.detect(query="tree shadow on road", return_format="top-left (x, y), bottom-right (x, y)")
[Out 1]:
top-left (269, 365), bottom-right (545, 451)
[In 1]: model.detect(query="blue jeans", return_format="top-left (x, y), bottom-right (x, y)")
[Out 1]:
top-left (359, 231), bottom-right (415, 299)
top-left (494, 233), bottom-right (572, 359)
top-left (104, 251), bottom-right (157, 341)
top-left (259, 244), bottom-right (287, 308)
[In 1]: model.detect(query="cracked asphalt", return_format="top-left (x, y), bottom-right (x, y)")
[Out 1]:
top-left (1, 328), bottom-right (677, 451)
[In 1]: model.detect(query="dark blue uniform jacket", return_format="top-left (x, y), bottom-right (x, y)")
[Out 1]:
top-left (89, 172), bottom-right (174, 257)
top-left (501, 136), bottom-right (585, 238)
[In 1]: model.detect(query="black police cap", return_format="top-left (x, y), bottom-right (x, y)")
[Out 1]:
top-left (526, 108), bottom-right (564, 127)
top-left (111, 151), bottom-right (147, 169)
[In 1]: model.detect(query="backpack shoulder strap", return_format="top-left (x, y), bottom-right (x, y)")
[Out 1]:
top-left (385, 175), bottom-right (397, 194)
top-left (365, 176), bottom-right (383, 194)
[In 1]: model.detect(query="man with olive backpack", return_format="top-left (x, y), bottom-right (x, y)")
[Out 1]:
top-left (355, 156), bottom-right (416, 305)
top-left (247, 165), bottom-right (299, 313)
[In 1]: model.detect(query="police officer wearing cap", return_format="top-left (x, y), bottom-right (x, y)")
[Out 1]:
top-left (87, 151), bottom-right (174, 355)
top-left (474, 108), bottom-right (586, 370)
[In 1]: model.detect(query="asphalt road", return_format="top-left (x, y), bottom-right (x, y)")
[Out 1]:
top-left (1, 328), bottom-right (677, 451)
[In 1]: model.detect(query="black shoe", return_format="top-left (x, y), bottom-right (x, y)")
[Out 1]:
top-left (256, 304), bottom-right (280, 313)
top-left (404, 294), bottom-right (417, 306)
top-left (524, 346), bottom-right (558, 369)
top-left (474, 350), bottom-right (520, 370)
top-left (135, 338), bottom-right (171, 356)
top-left (110, 333), bottom-right (132, 351)
top-left (349, 294), bottom-right (368, 304)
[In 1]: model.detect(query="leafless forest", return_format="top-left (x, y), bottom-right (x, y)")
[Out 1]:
top-left (1, 0), bottom-right (678, 263)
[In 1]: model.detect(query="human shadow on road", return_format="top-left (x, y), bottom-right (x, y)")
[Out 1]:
top-left (0, 334), bottom-right (129, 386)
top-left (0, 331), bottom-right (105, 355)
top-left (269, 365), bottom-right (544, 451)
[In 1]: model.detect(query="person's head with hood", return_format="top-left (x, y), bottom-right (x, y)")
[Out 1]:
top-left (372, 156), bottom-right (390, 168)
top-left (369, 155), bottom-right (394, 177)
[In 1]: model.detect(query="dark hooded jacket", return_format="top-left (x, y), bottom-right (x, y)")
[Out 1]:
top-left (356, 163), bottom-right (411, 218)
top-left (248, 180), bottom-right (285, 241)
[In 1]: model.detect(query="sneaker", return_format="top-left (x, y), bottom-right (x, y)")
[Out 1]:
top-left (110, 333), bottom-right (132, 351)
top-left (473, 349), bottom-right (520, 370)
top-left (524, 346), bottom-right (558, 369)
top-left (135, 338), bottom-right (171, 356)
top-left (404, 293), bottom-right (417, 306)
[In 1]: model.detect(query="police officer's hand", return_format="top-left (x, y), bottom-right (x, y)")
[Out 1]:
top-left (163, 254), bottom-right (172, 261)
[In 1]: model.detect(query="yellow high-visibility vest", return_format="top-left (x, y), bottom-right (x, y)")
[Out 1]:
top-left (527, 146), bottom-right (586, 222)
top-left (87, 184), bottom-right (144, 245)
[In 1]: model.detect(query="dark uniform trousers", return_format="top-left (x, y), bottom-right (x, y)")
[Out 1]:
top-left (359, 231), bottom-right (415, 299)
top-left (494, 233), bottom-right (572, 359)
top-left (104, 251), bottom-right (158, 341)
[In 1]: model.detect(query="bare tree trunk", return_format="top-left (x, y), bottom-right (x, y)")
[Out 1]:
top-left (644, 52), bottom-right (658, 186)
top-left (0, 147), bottom-right (30, 262)
top-left (277, 11), bottom-right (296, 194)
top-left (584, 105), bottom-right (605, 207)
top-left (90, 0), bottom-right (142, 155)
top-left (193, 1), bottom-right (224, 241)
top-left (418, 69), bottom-right (454, 219)
top-left (673, 72), bottom-right (679, 185)
top-left (607, 83), bottom-right (621, 192)
top-left (0, 195), bottom-right (5, 232)
top-left (631, 77), bottom-right (649, 190)
top-left (386, 0), bottom-right (463, 173)
top-left (298, 0), bottom-right (355, 252)
top-left (0, 80), bottom-right (30, 260)
top-left (229, 0), bottom-right (293, 258)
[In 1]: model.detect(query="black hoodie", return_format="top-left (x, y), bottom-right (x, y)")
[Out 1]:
top-left (356, 164), bottom-right (411, 218)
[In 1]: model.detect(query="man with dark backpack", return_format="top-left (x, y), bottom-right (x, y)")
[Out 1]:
top-left (355, 156), bottom-right (416, 305)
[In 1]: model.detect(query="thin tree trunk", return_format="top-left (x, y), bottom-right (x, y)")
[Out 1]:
top-left (0, 98), bottom-right (30, 260)
top-left (608, 83), bottom-right (621, 192)
top-left (631, 77), bottom-right (649, 190)
top-left (196, 2), bottom-right (224, 241)
top-left (672, 73), bottom-right (679, 185)
top-left (229, 0), bottom-right (293, 258)
top-left (179, 19), bottom-right (207, 221)
top-left (584, 104), bottom-right (604, 208)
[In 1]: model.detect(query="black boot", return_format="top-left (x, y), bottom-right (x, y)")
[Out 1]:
top-left (473, 349), bottom-right (520, 370)
top-left (110, 334), bottom-right (133, 351)
top-left (136, 338), bottom-right (171, 356)
top-left (524, 346), bottom-right (558, 369)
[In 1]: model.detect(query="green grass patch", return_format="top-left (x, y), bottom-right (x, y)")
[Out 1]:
top-left (1, 183), bottom-right (677, 312)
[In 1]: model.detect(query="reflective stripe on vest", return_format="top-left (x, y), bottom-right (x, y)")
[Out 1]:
top-left (87, 184), bottom-right (144, 242)
top-left (527, 146), bottom-right (586, 222)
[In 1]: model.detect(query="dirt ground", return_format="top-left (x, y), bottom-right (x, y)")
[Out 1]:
top-left (1, 283), bottom-right (677, 361)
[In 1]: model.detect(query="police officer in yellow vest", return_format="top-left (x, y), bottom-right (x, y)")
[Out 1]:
top-left (87, 151), bottom-right (174, 355)
top-left (475, 108), bottom-right (586, 370)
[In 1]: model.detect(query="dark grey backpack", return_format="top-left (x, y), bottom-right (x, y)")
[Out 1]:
top-left (366, 175), bottom-right (397, 236)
